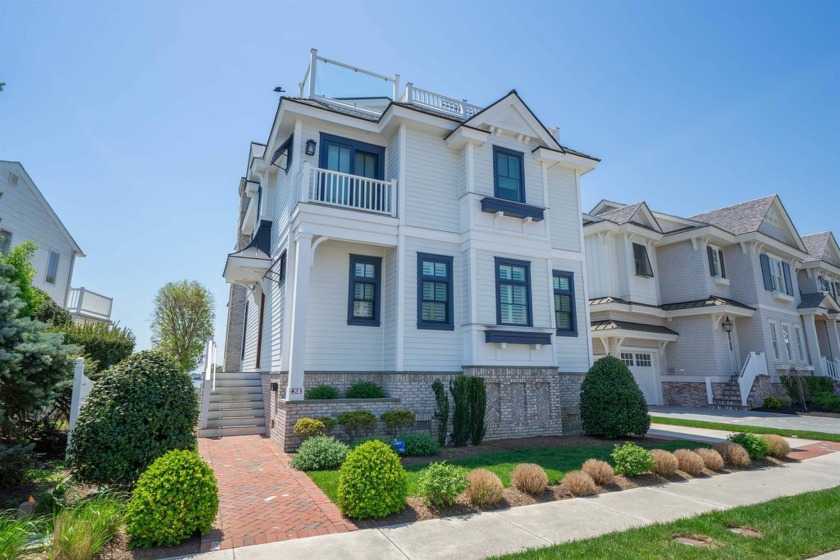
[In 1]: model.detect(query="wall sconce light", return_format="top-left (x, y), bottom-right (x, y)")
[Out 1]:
top-left (305, 139), bottom-right (317, 156)
top-left (722, 317), bottom-right (733, 333)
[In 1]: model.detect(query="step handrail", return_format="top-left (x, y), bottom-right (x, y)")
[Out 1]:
top-left (738, 351), bottom-right (767, 407)
top-left (198, 338), bottom-right (216, 431)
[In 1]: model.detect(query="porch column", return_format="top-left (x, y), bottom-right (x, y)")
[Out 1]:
top-left (802, 314), bottom-right (824, 375)
top-left (827, 319), bottom-right (840, 362)
top-left (286, 231), bottom-right (313, 400)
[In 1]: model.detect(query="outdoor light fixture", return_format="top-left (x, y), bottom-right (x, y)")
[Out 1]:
top-left (722, 317), bottom-right (733, 333)
top-left (305, 139), bottom-right (317, 156)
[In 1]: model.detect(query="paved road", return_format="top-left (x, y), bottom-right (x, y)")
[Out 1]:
top-left (649, 406), bottom-right (840, 435)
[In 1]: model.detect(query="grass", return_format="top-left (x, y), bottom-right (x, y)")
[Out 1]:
top-left (307, 440), bottom-right (706, 501)
top-left (0, 512), bottom-right (46, 559)
top-left (650, 416), bottom-right (840, 443)
top-left (490, 486), bottom-right (840, 559)
top-left (48, 493), bottom-right (124, 560)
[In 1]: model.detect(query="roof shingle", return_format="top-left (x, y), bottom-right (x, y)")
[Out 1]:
top-left (687, 195), bottom-right (776, 235)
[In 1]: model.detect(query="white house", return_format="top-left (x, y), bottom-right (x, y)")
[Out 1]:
top-left (0, 161), bottom-right (113, 323)
top-left (216, 50), bottom-right (599, 447)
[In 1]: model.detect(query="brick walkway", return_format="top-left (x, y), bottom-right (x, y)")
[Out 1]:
top-left (198, 435), bottom-right (356, 552)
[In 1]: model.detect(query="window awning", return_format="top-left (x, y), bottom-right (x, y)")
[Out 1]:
top-left (271, 134), bottom-right (294, 171)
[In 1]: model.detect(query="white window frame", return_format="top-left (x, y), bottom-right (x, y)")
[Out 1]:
top-left (794, 325), bottom-right (806, 363)
top-left (781, 323), bottom-right (792, 362)
top-left (0, 229), bottom-right (11, 257)
top-left (768, 256), bottom-right (786, 294)
top-left (45, 250), bottom-right (60, 285)
top-left (769, 321), bottom-right (782, 361)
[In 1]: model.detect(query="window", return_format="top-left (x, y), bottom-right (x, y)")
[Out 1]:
top-left (707, 246), bottom-right (726, 278)
top-left (769, 321), bottom-right (781, 360)
top-left (760, 253), bottom-right (792, 295)
top-left (417, 254), bottom-right (453, 330)
top-left (320, 133), bottom-right (384, 179)
top-left (348, 255), bottom-right (381, 326)
top-left (620, 352), bottom-right (634, 366)
top-left (794, 325), bottom-right (805, 363)
top-left (495, 257), bottom-right (531, 326)
top-left (553, 271), bottom-right (577, 336)
top-left (45, 251), bottom-right (60, 284)
top-left (0, 229), bottom-right (10, 256)
top-left (781, 324), bottom-right (792, 362)
top-left (633, 243), bottom-right (654, 277)
top-left (493, 146), bottom-right (525, 203)
top-left (834, 282), bottom-right (840, 301)
top-left (635, 353), bottom-right (652, 367)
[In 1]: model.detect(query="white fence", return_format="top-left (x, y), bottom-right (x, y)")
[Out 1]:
top-left (67, 357), bottom-right (93, 450)
top-left (402, 83), bottom-right (483, 119)
top-left (820, 356), bottom-right (840, 381)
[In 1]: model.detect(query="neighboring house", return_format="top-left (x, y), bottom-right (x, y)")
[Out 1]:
top-left (0, 161), bottom-right (113, 324)
top-left (216, 50), bottom-right (599, 446)
top-left (584, 195), bottom-right (839, 408)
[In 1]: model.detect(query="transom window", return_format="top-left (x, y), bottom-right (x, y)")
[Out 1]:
top-left (707, 246), bottom-right (726, 278)
top-left (348, 255), bottom-right (381, 326)
top-left (495, 258), bottom-right (531, 326)
top-left (45, 251), bottom-right (60, 284)
top-left (633, 243), bottom-right (654, 277)
top-left (493, 146), bottom-right (525, 203)
top-left (0, 229), bottom-right (10, 257)
top-left (320, 133), bottom-right (384, 179)
top-left (417, 253), bottom-right (453, 330)
top-left (552, 271), bottom-right (577, 336)
top-left (620, 352), bottom-right (634, 366)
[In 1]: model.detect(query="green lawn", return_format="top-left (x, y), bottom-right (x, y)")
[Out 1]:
top-left (307, 440), bottom-right (706, 501)
top-left (490, 486), bottom-right (840, 559)
top-left (650, 415), bottom-right (840, 443)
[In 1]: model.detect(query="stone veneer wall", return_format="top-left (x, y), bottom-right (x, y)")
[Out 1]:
top-left (662, 376), bottom-right (787, 408)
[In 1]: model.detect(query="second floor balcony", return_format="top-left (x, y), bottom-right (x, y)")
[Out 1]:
top-left (66, 287), bottom-right (113, 323)
top-left (301, 162), bottom-right (397, 218)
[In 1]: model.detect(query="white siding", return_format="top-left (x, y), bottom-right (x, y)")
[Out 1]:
top-left (241, 290), bottom-right (261, 371)
top-left (268, 273), bottom-right (286, 370)
top-left (551, 259), bottom-right (590, 372)
top-left (547, 166), bottom-right (581, 252)
top-left (403, 127), bottom-right (460, 232)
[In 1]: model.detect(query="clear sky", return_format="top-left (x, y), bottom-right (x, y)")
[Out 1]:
top-left (1, 1), bottom-right (838, 360)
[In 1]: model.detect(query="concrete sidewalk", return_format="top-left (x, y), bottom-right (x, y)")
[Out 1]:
top-left (649, 422), bottom-right (822, 446)
top-left (649, 406), bottom-right (840, 435)
top-left (184, 449), bottom-right (840, 560)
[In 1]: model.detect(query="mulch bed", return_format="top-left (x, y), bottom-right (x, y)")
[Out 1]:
top-left (95, 531), bottom-right (201, 560)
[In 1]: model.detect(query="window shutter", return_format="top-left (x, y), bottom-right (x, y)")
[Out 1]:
top-left (782, 262), bottom-right (793, 295)
top-left (760, 254), bottom-right (773, 291)
top-left (707, 246), bottom-right (715, 276)
top-left (718, 250), bottom-right (726, 279)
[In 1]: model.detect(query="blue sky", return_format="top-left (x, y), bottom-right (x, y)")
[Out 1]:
top-left (1, 1), bottom-right (838, 359)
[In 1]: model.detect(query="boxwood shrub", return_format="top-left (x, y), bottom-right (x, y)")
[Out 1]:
top-left (337, 440), bottom-right (407, 519)
top-left (290, 436), bottom-right (349, 471)
top-left (345, 381), bottom-right (385, 399)
top-left (305, 384), bottom-right (339, 400)
top-left (380, 409), bottom-right (415, 436)
top-left (611, 442), bottom-right (655, 476)
top-left (402, 433), bottom-right (440, 457)
top-left (580, 356), bottom-right (650, 439)
top-left (337, 410), bottom-right (377, 439)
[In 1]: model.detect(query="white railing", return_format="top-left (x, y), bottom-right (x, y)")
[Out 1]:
top-left (820, 356), bottom-right (839, 380)
top-left (198, 338), bottom-right (217, 431)
top-left (738, 351), bottom-right (767, 407)
top-left (402, 83), bottom-right (483, 119)
top-left (303, 163), bottom-right (397, 217)
top-left (66, 287), bottom-right (113, 322)
top-left (67, 357), bottom-right (93, 452)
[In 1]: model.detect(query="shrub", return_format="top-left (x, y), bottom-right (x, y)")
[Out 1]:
top-left (714, 441), bottom-right (750, 468)
top-left (305, 384), bottom-right (339, 400)
top-left (50, 493), bottom-right (124, 560)
top-left (290, 436), bottom-right (349, 471)
top-left (337, 410), bottom-right (377, 439)
top-left (449, 376), bottom-right (470, 446)
top-left (418, 462), bottom-right (467, 507)
top-left (582, 459), bottom-right (614, 485)
top-left (812, 391), bottom-right (840, 413)
top-left (468, 377), bottom-right (487, 445)
top-left (580, 356), bottom-right (650, 439)
top-left (781, 375), bottom-right (834, 403)
top-left (511, 463), bottom-right (548, 494)
top-left (611, 442), bottom-right (654, 476)
top-left (465, 469), bottom-right (504, 506)
top-left (337, 440), bottom-right (407, 519)
top-left (57, 322), bottom-right (136, 379)
top-left (380, 409), bottom-right (416, 436)
top-left (68, 351), bottom-right (198, 487)
top-left (402, 433), bottom-right (440, 457)
top-left (345, 381), bottom-right (385, 399)
top-left (674, 449), bottom-right (705, 476)
top-left (125, 450), bottom-right (218, 548)
top-left (650, 449), bottom-right (679, 476)
top-left (562, 470), bottom-right (597, 496)
top-left (293, 418), bottom-right (326, 439)
top-left (432, 379), bottom-right (449, 447)
top-left (0, 442), bottom-right (34, 488)
top-left (697, 448), bottom-right (725, 470)
top-left (33, 290), bottom-right (72, 327)
top-left (761, 434), bottom-right (791, 459)
top-left (763, 396), bottom-right (783, 410)
top-left (318, 416), bottom-right (337, 433)
top-left (728, 433), bottom-right (769, 460)
top-left (350, 435), bottom-right (389, 448)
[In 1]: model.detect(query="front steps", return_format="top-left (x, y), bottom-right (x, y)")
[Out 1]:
top-left (711, 375), bottom-right (749, 410)
top-left (199, 372), bottom-right (266, 438)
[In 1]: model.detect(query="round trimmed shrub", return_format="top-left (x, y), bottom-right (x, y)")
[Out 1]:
top-left (124, 450), bottom-right (218, 548)
top-left (290, 436), bottom-right (349, 471)
top-left (293, 418), bottom-right (326, 439)
top-left (728, 433), bottom-right (769, 460)
top-left (611, 442), bottom-right (654, 476)
top-left (763, 396), bottom-right (782, 410)
top-left (466, 469), bottom-right (504, 506)
top-left (674, 449), bottom-right (704, 476)
top-left (380, 409), bottom-right (416, 436)
top-left (318, 417), bottom-right (337, 433)
top-left (697, 448), bottom-right (724, 470)
top-left (68, 351), bottom-right (199, 487)
top-left (345, 381), bottom-right (386, 399)
top-left (582, 459), bottom-right (615, 486)
top-left (305, 384), bottom-right (339, 400)
top-left (580, 356), bottom-right (650, 439)
top-left (562, 471), bottom-right (597, 496)
top-left (337, 440), bottom-right (407, 519)
top-left (650, 449), bottom-right (679, 476)
top-left (760, 434), bottom-right (791, 459)
top-left (511, 464), bottom-right (548, 494)
top-left (417, 462), bottom-right (467, 507)
top-left (402, 433), bottom-right (440, 457)
top-left (713, 442), bottom-right (750, 468)
top-left (337, 410), bottom-right (377, 439)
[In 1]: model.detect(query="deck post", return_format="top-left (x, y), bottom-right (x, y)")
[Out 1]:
top-left (286, 231), bottom-right (313, 401)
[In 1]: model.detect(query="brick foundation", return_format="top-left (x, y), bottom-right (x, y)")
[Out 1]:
top-left (662, 376), bottom-right (787, 408)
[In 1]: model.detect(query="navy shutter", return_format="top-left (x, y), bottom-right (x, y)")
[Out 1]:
top-left (707, 246), bottom-right (715, 276)
top-left (782, 262), bottom-right (793, 295)
top-left (760, 254), bottom-right (773, 291)
top-left (718, 250), bottom-right (726, 279)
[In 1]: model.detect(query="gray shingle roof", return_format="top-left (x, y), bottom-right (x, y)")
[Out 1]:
top-left (660, 296), bottom-right (755, 312)
top-left (801, 232), bottom-right (831, 263)
top-left (591, 320), bottom-right (679, 336)
top-left (798, 292), bottom-right (830, 310)
top-left (595, 202), bottom-right (644, 225)
top-left (687, 195), bottom-right (776, 235)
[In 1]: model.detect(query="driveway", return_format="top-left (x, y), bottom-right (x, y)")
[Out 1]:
top-left (649, 406), bottom-right (840, 435)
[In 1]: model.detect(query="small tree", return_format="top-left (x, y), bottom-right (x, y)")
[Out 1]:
top-left (33, 288), bottom-right (73, 327)
top-left (151, 280), bottom-right (214, 372)
top-left (580, 356), bottom-right (650, 439)
top-left (0, 241), bottom-right (44, 317)
top-left (432, 380), bottom-right (449, 447)
top-left (449, 377), bottom-right (470, 446)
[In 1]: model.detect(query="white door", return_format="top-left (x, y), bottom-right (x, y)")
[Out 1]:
top-left (620, 350), bottom-right (661, 405)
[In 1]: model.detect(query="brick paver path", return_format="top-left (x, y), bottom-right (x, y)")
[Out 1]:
top-left (198, 435), bottom-right (356, 551)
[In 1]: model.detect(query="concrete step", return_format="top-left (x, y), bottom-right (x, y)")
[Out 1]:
top-left (199, 425), bottom-right (265, 438)
top-left (214, 379), bottom-right (262, 388)
top-left (207, 410), bottom-right (264, 422)
top-left (209, 400), bottom-right (264, 411)
top-left (209, 389), bottom-right (262, 400)
top-left (214, 372), bottom-right (261, 380)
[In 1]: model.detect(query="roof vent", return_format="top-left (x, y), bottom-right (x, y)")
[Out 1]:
top-left (8, 172), bottom-right (19, 186)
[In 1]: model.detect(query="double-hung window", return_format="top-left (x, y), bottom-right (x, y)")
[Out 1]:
top-left (0, 229), bottom-right (10, 256)
top-left (552, 271), bottom-right (577, 336)
top-left (794, 325), bottom-right (806, 362)
top-left (348, 255), bottom-right (381, 326)
top-left (761, 253), bottom-right (793, 295)
top-left (417, 254), bottom-right (453, 330)
top-left (633, 243), bottom-right (654, 277)
top-left (496, 258), bottom-right (531, 326)
top-left (781, 324), bottom-right (792, 362)
top-left (707, 246), bottom-right (726, 278)
top-left (45, 251), bottom-right (60, 284)
top-left (769, 321), bottom-right (782, 360)
top-left (493, 146), bottom-right (525, 203)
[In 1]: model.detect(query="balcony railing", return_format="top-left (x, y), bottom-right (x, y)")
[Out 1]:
top-left (401, 83), bottom-right (483, 119)
top-left (66, 287), bottom-right (113, 322)
top-left (301, 162), bottom-right (397, 217)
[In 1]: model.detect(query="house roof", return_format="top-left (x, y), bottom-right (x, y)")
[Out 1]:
top-left (659, 296), bottom-right (755, 312)
top-left (595, 202), bottom-right (644, 225)
top-left (588, 296), bottom-right (660, 309)
top-left (797, 292), bottom-right (840, 313)
top-left (801, 232), bottom-right (831, 263)
top-left (591, 320), bottom-right (679, 336)
top-left (687, 195), bottom-right (776, 235)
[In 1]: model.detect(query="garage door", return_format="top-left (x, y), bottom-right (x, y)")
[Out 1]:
top-left (620, 351), bottom-right (660, 405)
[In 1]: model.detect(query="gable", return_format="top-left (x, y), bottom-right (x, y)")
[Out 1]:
top-left (824, 234), bottom-right (840, 268)
top-left (463, 92), bottom-right (562, 151)
top-left (756, 198), bottom-right (805, 251)
top-left (591, 199), bottom-right (627, 216)
top-left (629, 203), bottom-right (662, 232)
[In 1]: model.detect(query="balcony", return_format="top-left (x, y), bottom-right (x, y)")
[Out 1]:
top-left (66, 287), bottom-right (113, 323)
top-left (301, 163), bottom-right (397, 217)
